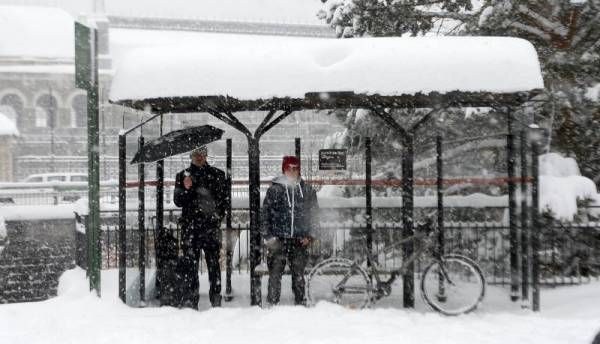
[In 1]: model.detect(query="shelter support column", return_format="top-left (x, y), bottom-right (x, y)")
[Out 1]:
top-left (531, 141), bottom-right (541, 311)
top-left (365, 137), bottom-right (373, 266)
top-left (402, 133), bottom-right (415, 308)
top-left (520, 131), bottom-right (529, 303)
top-left (436, 135), bottom-right (446, 301)
top-left (248, 136), bottom-right (262, 306)
top-left (155, 117), bottom-right (165, 304)
top-left (225, 139), bottom-right (234, 302)
top-left (118, 134), bottom-right (126, 303)
top-left (506, 110), bottom-right (519, 302)
top-left (138, 136), bottom-right (146, 304)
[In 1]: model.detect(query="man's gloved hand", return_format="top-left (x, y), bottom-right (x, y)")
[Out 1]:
top-left (263, 236), bottom-right (280, 250)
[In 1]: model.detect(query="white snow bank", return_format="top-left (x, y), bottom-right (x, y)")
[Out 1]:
top-left (57, 267), bottom-right (91, 298)
top-left (539, 153), bottom-right (600, 220)
top-left (0, 112), bottom-right (19, 136)
top-left (0, 5), bottom-right (74, 58)
top-left (110, 37), bottom-right (543, 102)
top-left (0, 268), bottom-right (599, 344)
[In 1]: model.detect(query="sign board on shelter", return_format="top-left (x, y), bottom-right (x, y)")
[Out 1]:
top-left (319, 149), bottom-right (347, 170)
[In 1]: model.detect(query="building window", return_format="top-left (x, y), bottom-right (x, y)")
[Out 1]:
top-left (35, 94), bottom-right (58, 128)
top-left (71, 94), bottom-right (87, 128)
top-left (0, 93), bottom-right (24, 127)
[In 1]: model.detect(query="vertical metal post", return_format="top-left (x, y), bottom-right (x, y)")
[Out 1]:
top-left (402, 134), bottom-right (415, 308)
top-left (436, 135), bottom-right (444, 255)
top-left (506, 111), bottom-right (519, 302)
top-left (225, 138), bottom-right (234, 302)
top-left (436, 134), bottom-right (446, 301)
top-left (86, 29), bottom-right (101, 296)
top-left (365, 137), bottom-right (373, 262)
top-left (295, 137), bottom-right (301, 161)
top-left (520, 131), bottom-right (529, 303)
top-left (248, 137), bottom-right (262, 306)
top-left (118, 134), bottom-right (126, 303)
top-left (138, 136), bottom-right (146, 304)
top-left (531, 142), bottom-right (541, 311)
top-left (154, 115), bottom-right (164, 300)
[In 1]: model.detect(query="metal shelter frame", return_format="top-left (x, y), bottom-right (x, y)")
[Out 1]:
top-left (111, 89), bottom-right (542, 308)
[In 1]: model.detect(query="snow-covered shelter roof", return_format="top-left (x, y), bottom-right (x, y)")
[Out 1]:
top-left (0, 5), bottom-right (74, 59)
top-left (109, 36), bottom-right (544, 113)
top-left (0, 112), bottom-right (19, 137)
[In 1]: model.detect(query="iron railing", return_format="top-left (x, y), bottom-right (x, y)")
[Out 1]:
top-left (76, 210), bottom-right (600, 287)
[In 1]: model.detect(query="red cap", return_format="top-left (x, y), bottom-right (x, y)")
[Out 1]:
top-left (282, 156), bottom-right (301, 173)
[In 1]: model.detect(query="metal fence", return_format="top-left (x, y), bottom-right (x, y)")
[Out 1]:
top-left (78, 210), bottom-right (600, 287)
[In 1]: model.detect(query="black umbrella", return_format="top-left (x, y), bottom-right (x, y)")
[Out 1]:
top-left (130, 125), bottom-right (225, 164)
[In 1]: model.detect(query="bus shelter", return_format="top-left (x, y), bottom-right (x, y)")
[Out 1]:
top-left (109, 36), bottom-right (544, 308)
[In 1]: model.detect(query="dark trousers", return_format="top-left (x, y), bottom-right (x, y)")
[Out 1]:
top-left (180, 229), bottom-right (222, 309)
top-left (267, 238), bottom-right (308, 305)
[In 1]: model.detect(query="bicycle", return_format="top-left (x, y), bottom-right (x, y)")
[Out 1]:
top-left (306, 219), bottom-right (486, 315)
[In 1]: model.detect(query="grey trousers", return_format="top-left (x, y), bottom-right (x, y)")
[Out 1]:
top-left (266, 238), bottom-right (308, 305)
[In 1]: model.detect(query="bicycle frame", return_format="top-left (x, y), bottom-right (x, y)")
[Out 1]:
top-left (352, 224), bottom-right (443, 294)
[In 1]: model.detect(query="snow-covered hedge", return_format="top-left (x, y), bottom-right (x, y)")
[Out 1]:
top-left (539, 153), bottom-right (600, 220)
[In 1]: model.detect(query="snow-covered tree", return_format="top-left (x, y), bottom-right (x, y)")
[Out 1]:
top-left (319, 0), bottom-right (600, 185)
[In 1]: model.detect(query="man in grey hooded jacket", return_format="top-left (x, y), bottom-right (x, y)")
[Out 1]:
top-left (261, 156), bottom-right (319, 305)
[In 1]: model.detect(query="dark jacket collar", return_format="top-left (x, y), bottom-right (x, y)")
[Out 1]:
top-left (189, 162), bottom-right (210, 172)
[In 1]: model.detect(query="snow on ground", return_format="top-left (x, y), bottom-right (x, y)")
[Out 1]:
top-left (0, 268), bottom-right (599, 344)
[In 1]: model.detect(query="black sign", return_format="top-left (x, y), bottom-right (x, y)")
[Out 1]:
top-left (319, 149), bottom-right (347, 170)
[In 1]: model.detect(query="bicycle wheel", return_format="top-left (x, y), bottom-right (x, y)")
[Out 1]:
top-left (307, 258), bottom-right (371, 309)
top-left (421, 254), bottom-right (485, 315)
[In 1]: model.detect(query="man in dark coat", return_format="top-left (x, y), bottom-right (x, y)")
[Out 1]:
top-left (174, 145), bottom-right (228, 308)
top-left (261, 156), bottom-right (319, 306)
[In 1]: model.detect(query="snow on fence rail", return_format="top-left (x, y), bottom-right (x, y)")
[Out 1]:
top-left (0, 176), bottom-right (528, 207)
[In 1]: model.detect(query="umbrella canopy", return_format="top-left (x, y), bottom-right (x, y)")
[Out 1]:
top-left (131, 125), bottom-right (224, 164)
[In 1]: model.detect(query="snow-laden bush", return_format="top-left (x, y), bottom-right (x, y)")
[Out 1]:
top-left (539, 153), bottom-right (600, 221)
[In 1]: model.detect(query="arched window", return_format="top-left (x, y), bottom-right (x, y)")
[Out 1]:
top-left (71, 94), bottom-right (87, 128)
top-left (0, 94), bottom-right (24, 128)
top-left (35, 94), bottom-right (58, 128)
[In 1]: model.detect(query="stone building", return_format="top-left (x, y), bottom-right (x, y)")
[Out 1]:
top-left (0, 0), bottom-right (342, 181)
